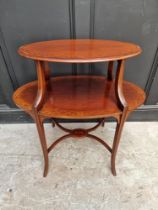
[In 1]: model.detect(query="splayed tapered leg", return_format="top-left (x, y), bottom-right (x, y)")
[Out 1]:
top-left (34, 113), bottom-right (49, 177)
top-left (111, 113), bottom-right (128, 176)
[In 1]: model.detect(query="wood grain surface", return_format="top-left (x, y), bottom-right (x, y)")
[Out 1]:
top-left (18, 39), bottom-right (141, 63)
top-left (13, 76), bottom-right (145, 119)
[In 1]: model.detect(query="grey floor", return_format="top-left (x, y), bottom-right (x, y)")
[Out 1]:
top-left (0, 122), bottom-right (158, 210)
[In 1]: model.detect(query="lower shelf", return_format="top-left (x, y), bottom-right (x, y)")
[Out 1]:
top-left (13, 76), bottom-right (145, 119)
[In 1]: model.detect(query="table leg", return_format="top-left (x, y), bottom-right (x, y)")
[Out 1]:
top-left (42, 61), bottom-right (51, 80)
top-left (33, 60), bottom-right (49, 177)
top-left (101, 118), bottom-right (106, 127)
top-left (115, 60), bottom-right (128, 109)
top-left (111, 59), bottom-right (129, 175)
top-left (33, 61), bottom-right (46, 110)
top-left (107, 61), bottom-right (114, 80)
top-left (105, 61), bottom-right (114, 127)
top-left (34, 112), bottom-right (49, 177)
top-left (111, 113), bottom-right (128, 176)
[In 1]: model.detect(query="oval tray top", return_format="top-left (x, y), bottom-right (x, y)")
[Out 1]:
top-left (13, 76), bottom-right (145, 119)
top-left (18, 39), bottom-right (141, 63)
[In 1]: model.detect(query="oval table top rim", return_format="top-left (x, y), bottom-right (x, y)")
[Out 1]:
top-left (18, 39), bottom-right (142, 63)
top-left (13, 75), bottom-right (145, 119)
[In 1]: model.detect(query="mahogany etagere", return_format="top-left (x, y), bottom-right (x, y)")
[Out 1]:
top-left (13, 39), bottom-right (145, 177)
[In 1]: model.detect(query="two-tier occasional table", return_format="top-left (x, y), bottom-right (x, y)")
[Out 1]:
top-left (13, 39), bottom-right (145, 177)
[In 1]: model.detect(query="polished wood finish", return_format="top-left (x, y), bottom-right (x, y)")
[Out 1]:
top-left (18, 39), bottom-right (141, 63)
top-left (13, 39), bottom-right (145, 177)
top-left (13, 76), bottom-right (145, 119)
top-left (107, 61), bottom-right (114, 80)
top-left (48, 119), bottom-right (112, 154)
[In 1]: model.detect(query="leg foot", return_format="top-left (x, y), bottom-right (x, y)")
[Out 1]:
top-left (111, 165), bottom-right (117, 176)
top-left (52, 120), bottom-right (56, 128)
top-left (101, 118), bottom-right (105, 127)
